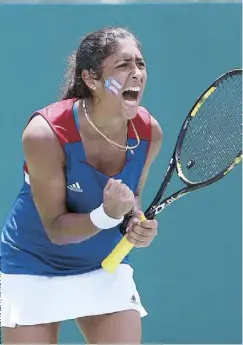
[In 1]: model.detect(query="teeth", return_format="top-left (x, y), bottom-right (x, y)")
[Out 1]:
top-left (124, 86), bottom-right (141, 92)
top-left (124, 100), bottom-right (137, 106)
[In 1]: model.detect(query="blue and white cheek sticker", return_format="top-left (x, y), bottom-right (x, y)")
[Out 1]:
top-left (104, 77), bottom-right (122, 95)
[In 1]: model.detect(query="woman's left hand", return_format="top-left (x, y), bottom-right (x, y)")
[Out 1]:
top-left (126, 210), bottom-right (158, 248)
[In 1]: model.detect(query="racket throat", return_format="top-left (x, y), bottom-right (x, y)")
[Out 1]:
top-left (150, 190), bottom-right (189, 217)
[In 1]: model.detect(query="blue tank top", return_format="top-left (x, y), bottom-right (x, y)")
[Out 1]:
top-left (0, 98), bottom-right (152, 276)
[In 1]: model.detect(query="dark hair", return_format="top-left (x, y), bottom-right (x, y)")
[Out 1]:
top-left (60, 27), bottom-right (141, 100)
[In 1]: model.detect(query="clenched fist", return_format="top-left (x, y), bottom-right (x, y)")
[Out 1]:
top-left (103, 178), bottom-right (135, 219)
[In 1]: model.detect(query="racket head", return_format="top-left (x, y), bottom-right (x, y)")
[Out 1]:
top-left (121, 69), bottom-right (242, 230)
top-left (174, 68), bottom-right (242, 186)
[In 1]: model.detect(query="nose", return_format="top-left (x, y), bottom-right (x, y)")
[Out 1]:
top-left (132, 65), bottom-right (143, 81)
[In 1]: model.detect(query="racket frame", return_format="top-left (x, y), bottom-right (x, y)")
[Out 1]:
top-left (111, 68), bottom-right (242, 270)
top-left (134, 68), bottom-right (243, 221)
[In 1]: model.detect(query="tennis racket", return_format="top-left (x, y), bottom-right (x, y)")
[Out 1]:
top-left (101, 68), bottom-right (242, 273)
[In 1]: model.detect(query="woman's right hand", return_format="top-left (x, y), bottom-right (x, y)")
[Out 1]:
top-left (103, 178), bottom-right (135, 219)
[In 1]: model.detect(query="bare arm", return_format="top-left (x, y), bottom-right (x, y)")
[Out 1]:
top-left (22, 115), bottom-right (104, 245)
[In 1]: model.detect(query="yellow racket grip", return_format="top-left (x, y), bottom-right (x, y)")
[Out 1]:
top-left (101, 214), bottom-right (147, 273)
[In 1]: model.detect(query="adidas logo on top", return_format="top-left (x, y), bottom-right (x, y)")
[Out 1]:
top-left (67, 182), bottom-right (83, 193)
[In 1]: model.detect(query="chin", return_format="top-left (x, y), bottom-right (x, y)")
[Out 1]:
top-left (122, 108), bottom-right (139, 120)
top-left (120, 102), bottom-right (140, 120)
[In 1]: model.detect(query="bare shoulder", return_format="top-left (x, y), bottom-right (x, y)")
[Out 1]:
top-left (23, 115), bottom-right (56, 147)
top-left (138, 106), bottom-right (163, 146)
top-left (22, 115), bottom-right (64, 164)
top-left (135, 113), bottom-right (163, 194)
top-left (147, 114), bottom-right (163, 162)
top-left (150, 114), bottom-right (163, 144)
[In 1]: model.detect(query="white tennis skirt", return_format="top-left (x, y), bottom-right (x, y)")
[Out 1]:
top-left (1, 264), bottom-right (147, 327)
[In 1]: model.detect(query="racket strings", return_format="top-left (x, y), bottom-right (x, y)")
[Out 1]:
top-left (200, 80), bottom-right (241, 165)
top-left (188, 85), bottom-right (241, 180)
top-left (182, 87), bottom-right (238, 172)
top-left (193, 79), bottom-right (241, 177)
top-left (180, 73), bottom-right (242, 183)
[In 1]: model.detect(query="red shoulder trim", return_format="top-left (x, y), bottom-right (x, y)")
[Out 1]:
top-left (23, 161), bottom-right (28, 174)
top-left (24, 98), bottom-right (79, 174)
top-left (32, 98), bottom-right (80, 146)
top-left (128, 106), bottom-right (152, 142)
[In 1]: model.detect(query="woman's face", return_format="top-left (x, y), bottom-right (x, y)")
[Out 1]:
top-left (95, 36), bottom-right (147, 119)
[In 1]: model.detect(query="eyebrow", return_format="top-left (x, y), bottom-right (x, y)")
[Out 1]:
top-left (115, 56), bottom-right (145, 63)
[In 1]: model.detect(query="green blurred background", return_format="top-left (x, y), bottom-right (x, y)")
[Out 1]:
top-left (0, 2), bottom-right (242, 344)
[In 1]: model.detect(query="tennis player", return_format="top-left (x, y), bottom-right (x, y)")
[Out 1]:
top-left (1, 27), bottom-right (162, 344)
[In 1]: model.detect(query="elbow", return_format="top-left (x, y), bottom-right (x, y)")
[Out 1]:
top-left (43, 213), bottom-right (89, 245)
top-left (46, 230), bottom-right (85, 245)
top-left (44, 219), bottom-right (66, 245)
top-left (44, 220), bottom-right (85, 245)
top-left (45, 228), bottom-right (65, 245)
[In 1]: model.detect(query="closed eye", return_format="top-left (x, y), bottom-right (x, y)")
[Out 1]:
top-left (137, 61), bottom-right (146, 68)
top-left (117, 63), bottom-right (129, 69)
top-left (117, 61), bottom-right (145, 69)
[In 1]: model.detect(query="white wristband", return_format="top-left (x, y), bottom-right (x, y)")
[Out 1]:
top-left (90, 203), bottom-right (124, 229)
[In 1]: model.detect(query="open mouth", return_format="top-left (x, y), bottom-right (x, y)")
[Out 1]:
top-left (122, 86), bottom-right (140, 106)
